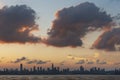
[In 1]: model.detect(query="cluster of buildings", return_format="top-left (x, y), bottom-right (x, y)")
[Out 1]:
top-left (0, 64), bottom-right (119, 75)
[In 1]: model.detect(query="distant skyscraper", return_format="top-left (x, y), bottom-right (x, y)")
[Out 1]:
top-left (33, 66), bottom-right (36, 72)
top-left (51, 63), bottom-right (54, 70)
top-left (20, 64), bottom-right (23, 72)
top-left (80, 66), bottom-right (84, 72)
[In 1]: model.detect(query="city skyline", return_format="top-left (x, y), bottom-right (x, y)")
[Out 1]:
top-left (0, 63), bottom-right (119, 75)
top-left (0, 0), bottom-right (119, 70)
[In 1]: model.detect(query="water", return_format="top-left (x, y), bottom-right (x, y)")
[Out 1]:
top-left (0, 75), bottom-right (119, 80)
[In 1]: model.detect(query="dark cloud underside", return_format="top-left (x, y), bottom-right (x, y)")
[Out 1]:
top-left (44, 2), bottom-right (112, 47)
top-left (0, 5), bottom-right (40, 43)
top-left (93, 28), bottom-right (120, 51)
top-left (11, 57), bottom-right (27, 63)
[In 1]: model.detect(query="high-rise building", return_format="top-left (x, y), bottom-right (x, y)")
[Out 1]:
top-left (20, 64), bottom-right (23, 72)
top-left (33, 66), bottom-right (36, 72)
top-left (80, 66), bottom-right (84, 72)
top-left (51, 63), bottom-right (54, 70)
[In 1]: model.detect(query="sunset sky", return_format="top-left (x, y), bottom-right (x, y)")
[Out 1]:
top-left (0, 0), bottom-right (120, 70)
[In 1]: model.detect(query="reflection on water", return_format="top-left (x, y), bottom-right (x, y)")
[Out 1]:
top-left (0, 75), bottom-right (119, 80)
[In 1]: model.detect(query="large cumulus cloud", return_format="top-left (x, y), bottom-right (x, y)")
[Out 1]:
top-left (0, 5), bottom-right (40, 43)
top-left (92, 28), bottom-right (120, 51)
top-left (44, 2), bottom-right (112, 47)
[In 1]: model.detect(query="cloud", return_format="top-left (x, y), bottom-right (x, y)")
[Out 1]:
top-left (0, 1), bottom-right (4, 9)
top-left (0, 5), bottom-right (40, 43)
top-left (99, 62), bottom-right (107, 64)
top-left (26, 60), bottom-right (37, 64)
top-left (67, 55), bottom-right (87, 60)
top-left (67, 55), bottom-right (75, 60)
top-left (67, 55), bottom-right (108, 65)
top-left (76, 60), bottom-right (85, 64)
top-left (26, 59), bottom-right (50, 65)
top-left (92, 28), bottom-right (120, 51)
top-left (76, 59), bottom-right (107, 65)
top-left (59, 61), bottom-right (65, 65)
top-left (11, 57), bottom-right (50, 65)
top-left (36, 60), bottom-right (50, 64)
top-left (11, 57), bottom-right (27, 63)
top-left (108, 0), bottom-right (120, 2)
top-left (1, 57), bottom-right (5, 59)
top-left (96, 59), bottom-right (107, 65)
top-left (87, 61), bottom-right (94, 64)
top-left (94, 53), bottom-right (100, 58)
top-left (114, 62), bottom-right (120, 65)
top-left (44, 2), bottom-right (112, 47)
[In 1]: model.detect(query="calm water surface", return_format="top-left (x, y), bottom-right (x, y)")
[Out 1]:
top-left (0, 75), bottom-right (119, 80)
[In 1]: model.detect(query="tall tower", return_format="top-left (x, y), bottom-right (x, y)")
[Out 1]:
top-left (33, 66), bottom-right (36, 72)
top-left (80, 66), bottom-right (84, 72)
top-left (20, 64), bottom-right (23, 72)
top-left (51, 63), bottom-right (54, 70)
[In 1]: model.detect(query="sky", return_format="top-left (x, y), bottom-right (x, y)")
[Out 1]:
top-left (0, 0), bottom-right (119, 70)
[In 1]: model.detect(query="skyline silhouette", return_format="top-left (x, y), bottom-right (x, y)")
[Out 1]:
top-left (0, 63), bottom-right (119, 75)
